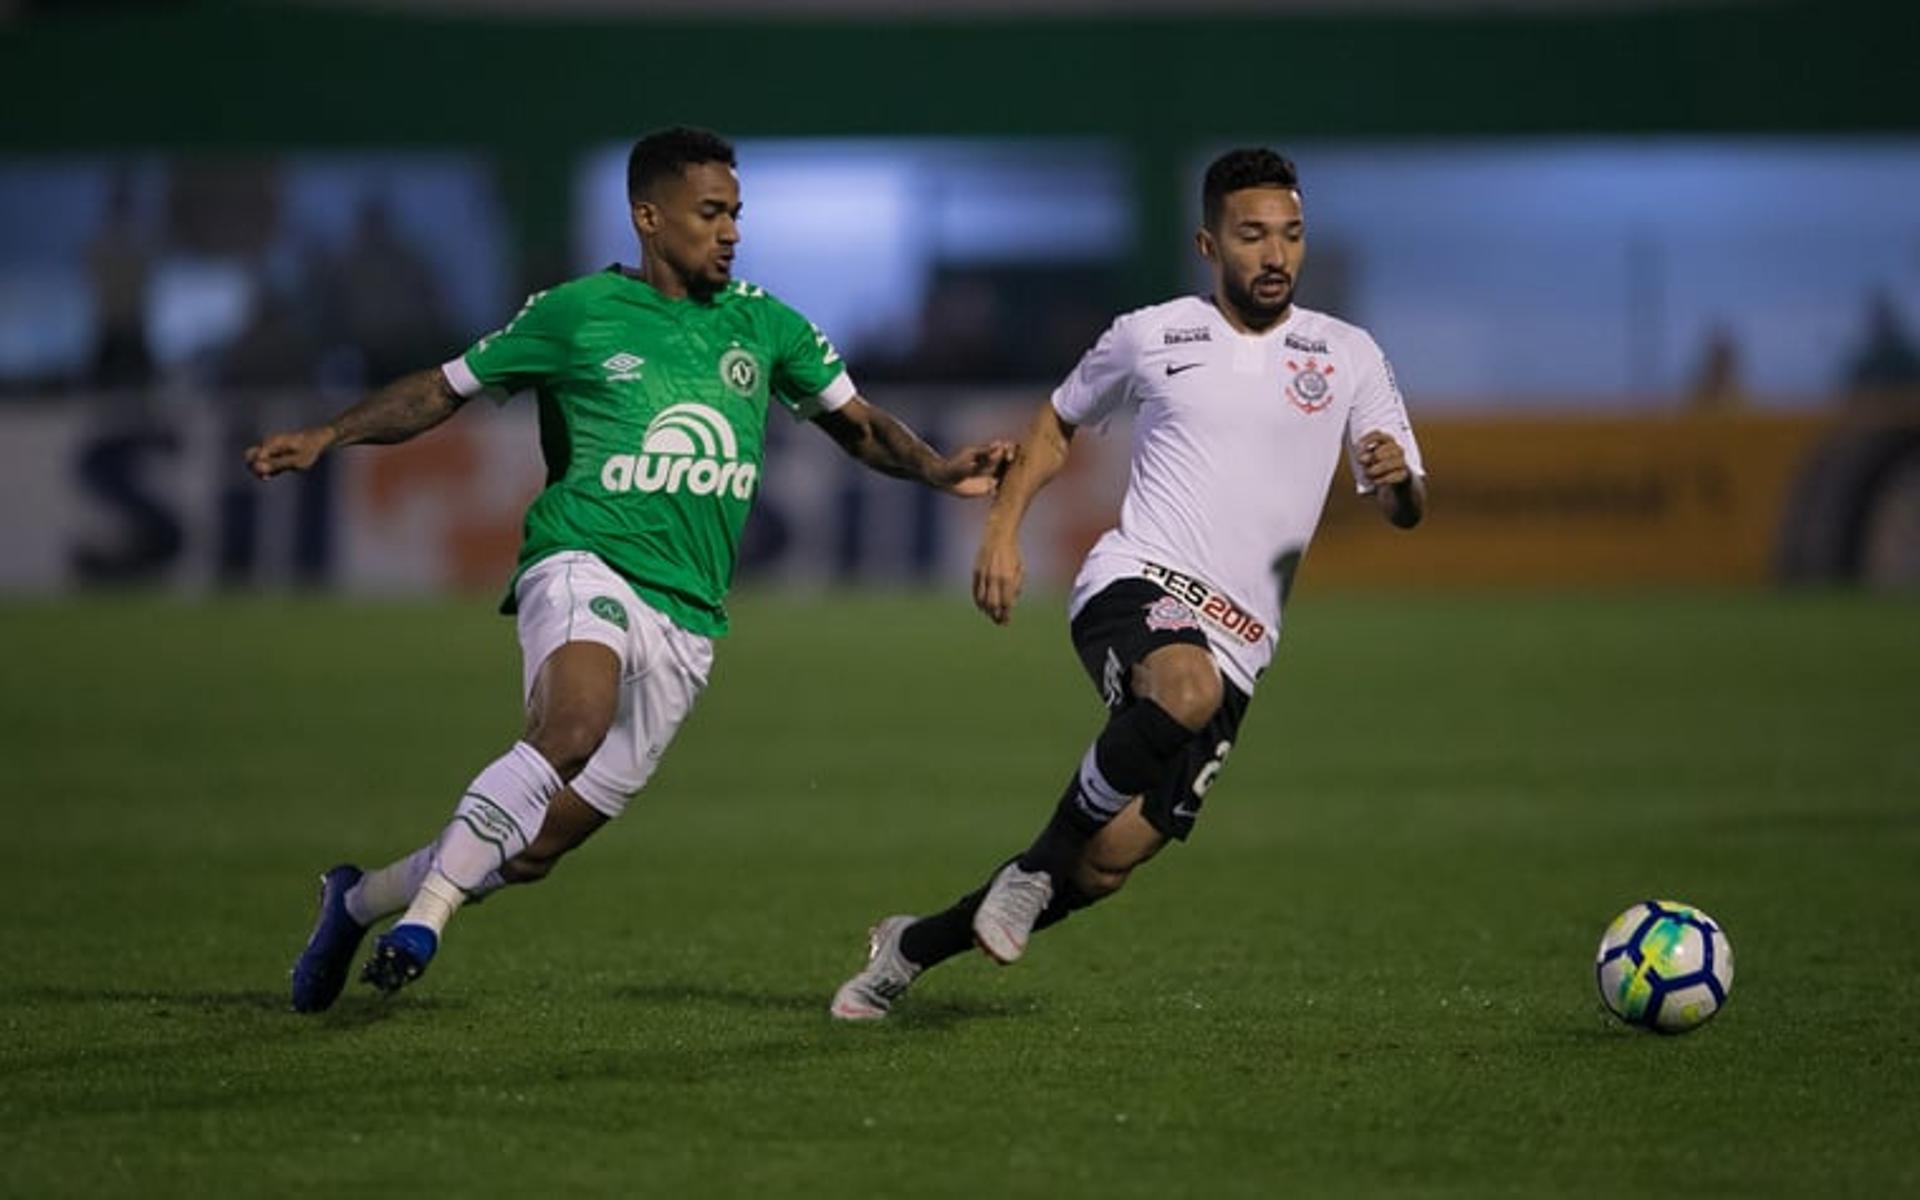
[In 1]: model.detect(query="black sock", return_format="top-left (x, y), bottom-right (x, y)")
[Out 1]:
top-left (1016, 802), bottom-right (1094, 877)
top-left (898, 875), bottom-right (996, 969)
top-left (1090, 698), bottom-right (1198, 795)
top-left (899, 866), bottom-right (1106, 970)
top-left (899, 703), bottom-right (1193, 973)
top-left (1033, 877), bottom-right (1097, 933)
top-left (1023, 700), bottom-right (1196, 874)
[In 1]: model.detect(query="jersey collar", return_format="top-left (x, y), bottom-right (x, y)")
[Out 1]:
top-left (1201, 293), bottom-right (1300, 342)
top-left (608, 264), bottom-right (732, 308)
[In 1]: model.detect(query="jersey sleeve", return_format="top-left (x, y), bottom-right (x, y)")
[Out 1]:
top-left (1051, 315), bottom-right (1139, 429)
top-left (441, 287), bottom-right (574, 400)
top-left (763, 294), bottom-right (855, 421)
top-left (1345, 333), bottom-right (1426, 494)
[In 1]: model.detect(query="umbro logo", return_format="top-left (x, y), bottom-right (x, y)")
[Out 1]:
top-left (602, 352), bottom-right (646, 382)
top-left (1165, 362), bottom-right (1204, 376)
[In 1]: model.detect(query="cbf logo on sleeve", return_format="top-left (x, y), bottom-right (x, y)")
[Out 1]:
top-left (599, 403), bottom-right (758, 499)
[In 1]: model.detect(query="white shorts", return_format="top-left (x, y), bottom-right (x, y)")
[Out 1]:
top-left (514, 551), bottom-right (715, 818)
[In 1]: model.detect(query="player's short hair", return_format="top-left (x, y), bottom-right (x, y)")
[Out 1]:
top-left (627, 127), bottom-right (737, 204)
top-left (1202, 148), bottom-right (1300, 228)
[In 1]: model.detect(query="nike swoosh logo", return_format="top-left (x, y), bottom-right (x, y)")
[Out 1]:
top-left (1165, 362), bottom-right (1204, 376)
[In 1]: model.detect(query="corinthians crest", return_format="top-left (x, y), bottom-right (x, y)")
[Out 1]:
top-left (1285, 357), bottom-right (1335, 414)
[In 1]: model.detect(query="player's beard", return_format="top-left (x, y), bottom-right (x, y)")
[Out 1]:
top-left (684, 255), bottom-right (730, 298)
top-left (1223, 268), bottom-right (1294, 329)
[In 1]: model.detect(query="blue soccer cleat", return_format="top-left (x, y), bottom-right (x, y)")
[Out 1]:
top-left (361, 922), bottom-right (439, 996)
top-left (290, 864), bottom-right (370, 1013)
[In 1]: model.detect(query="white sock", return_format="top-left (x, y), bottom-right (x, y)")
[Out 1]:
top-left (398, 870), bottom-right (467, 937)
top-left (1068, 741), bottom-right (1131, 823)
top-left (434, 741), bottom-right (563, 890)
top-left (471, 868), bottom-right (508, 900)
top-left (386, 742), bottom-right (563, 939)
top-left (396, 868), bottom-right (510, 935)
top-left (345, 846), bottom-right (434, 926)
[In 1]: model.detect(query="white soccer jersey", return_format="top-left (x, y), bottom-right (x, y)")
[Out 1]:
top-left (1055, 295), bottom-right (1424, 692)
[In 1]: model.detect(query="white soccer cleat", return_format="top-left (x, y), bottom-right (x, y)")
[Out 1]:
top-left (972, 862), bottom-right (1054, 965)
top-left (829, 915), bottom-right (922, 1021)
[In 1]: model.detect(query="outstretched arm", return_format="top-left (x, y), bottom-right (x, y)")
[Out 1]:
top-left (1355, 430), bottom-right (1426, 529)
top-left (245, 368), bottom-right (467, 479)
top-left (812, 396), bottom-right (1014, 496)
top-left (973, 398), bottom-right (1078, 625)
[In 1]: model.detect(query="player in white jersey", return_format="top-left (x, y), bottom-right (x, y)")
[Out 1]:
top-left (831, 148), bottom-right (1426, 1020)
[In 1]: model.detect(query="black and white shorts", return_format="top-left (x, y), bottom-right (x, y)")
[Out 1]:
top-left (1068, 578), bottom-right (1252, 840)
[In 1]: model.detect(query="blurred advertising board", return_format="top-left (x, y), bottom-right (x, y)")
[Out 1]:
top-left (1, 394), bottom-right (1898, 599)
top-left (1308, 413), bottom-right (1837, 588)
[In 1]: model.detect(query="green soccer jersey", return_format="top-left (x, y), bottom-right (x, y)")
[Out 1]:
top-left (446, 268), bottom-right (852, 637)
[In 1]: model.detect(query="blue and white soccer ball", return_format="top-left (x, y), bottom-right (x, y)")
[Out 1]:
top-left (1594, 900), bottom-right (1734, 1034)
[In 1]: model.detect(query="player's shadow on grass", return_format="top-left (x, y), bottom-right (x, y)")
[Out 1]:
top-left (307, 993), bottom-right (475, 1028)
top-left (612, 981), bottom-right (822, 1014)
top-left (0, 986), bottom-right (289, 1014)
top-left (0, 983), bottom-right (447, 1082)
top-left (0, 985), bottom-right (469, 1019)
top-left (612, 980), bottom-right (1026, 1029)
top-left (0, 985), bottom-right (474, 1078)
top-left (867, 994), bottom-right (1030, 1031)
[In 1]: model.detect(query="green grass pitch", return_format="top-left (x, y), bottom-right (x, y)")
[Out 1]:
top-left (2, 590), bottom-right (1916, 1196)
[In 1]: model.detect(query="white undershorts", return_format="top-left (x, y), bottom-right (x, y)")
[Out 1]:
top-left (514, 551), bottom-right (715, 818)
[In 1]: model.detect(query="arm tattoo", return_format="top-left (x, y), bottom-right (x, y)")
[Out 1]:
top-left (860, 405), bottom-right (942, 481)
top-left (327, 369), bottom-right (466, 447)
top-left (828, 403), bottom-right (943, 483)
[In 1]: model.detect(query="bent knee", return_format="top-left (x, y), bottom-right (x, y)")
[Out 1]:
top-left (524, 718), bottom-right (607, 780)
top-left (1154, 668), bottom-right (1223, 730)
top-left (1076, 868), bottom-right (1127, 898)
top-left (500, 853), bottom-right (560, 885)
top-left (1074, 854), bottom-right (1139, 898)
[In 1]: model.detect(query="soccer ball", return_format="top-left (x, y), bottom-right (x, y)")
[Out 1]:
top-left (1594, 899), bottom-right (1733, 1033)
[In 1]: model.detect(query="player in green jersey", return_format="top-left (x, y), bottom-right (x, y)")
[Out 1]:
top-left (251, 128), bottom-right (1014, 1011)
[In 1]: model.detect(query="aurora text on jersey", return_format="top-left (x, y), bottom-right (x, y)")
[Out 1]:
top-left (442, 269), bottom-right (854, 637)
